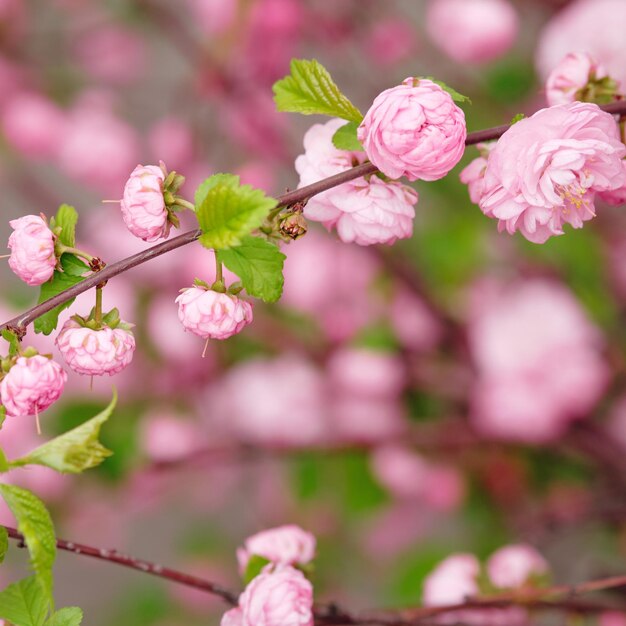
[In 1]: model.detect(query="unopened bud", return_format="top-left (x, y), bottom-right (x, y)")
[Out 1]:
top-left (279, 213), bottom-right (308, 240)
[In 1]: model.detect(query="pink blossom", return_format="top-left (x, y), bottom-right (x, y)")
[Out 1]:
top-left (1, 93), bottom-right (66, 159)
top-left (73, 24), bottom-right (146, 84)
top-left (148, 117), bottom-right (194, 171)
top-left (358, 78), bottom-right (467, 182)
top-left (327, 348), bottom-right (405, 399)
top-left (186, 0), bottom-right (237, 35)
top-left (221, 608), bottom-right (243, 626)
top-left (390, 288), bottom-right (443, 352)
top-left (599, 160), bottom-right (626, 207)
top-left (0, 355), bottom-right (66, 418)
top-left (8, 215), bottom-right (56, 286)
top-left (545, 52), bottom-right (612, 106)
top-left (207, 355), bottom-right (329, 447)
top-left (120, 164), bottom-right (169, 242)
top-left (237, 566), bottom-right (313, 626)
top-left (139, 412), bottom-right (199, 463)
top-left (486, 544), bottom-right (549, 589)
top-left (58, 105), bottom-right (139, 193)
top-left (330, 397), bottom-right (406, 443)
top-left (460, 143), bottom-right (495, 205)
top-left (423, 554), bottom-right (480, 607)
top-left (426, 0), bottom-right (518, 64)
top-left (536, 0), bottom-right (626, 92)
top-left (296, 118), bottom-right (417, 245)
top-left (365, 18), bottom-right (416, 67)
top-left (55, 319), bottom-right (136, 376)
top-left (479, 102), bottom-right (626, 243)
top-left (469, 279), bottom-right (609, 442)
top-left (176, 287), bottom-right (253, 341)
top-left (237, 525), bottom-right (316, 574)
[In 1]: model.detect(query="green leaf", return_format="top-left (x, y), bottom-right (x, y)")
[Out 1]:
top-left (331, 121), bottom-right (364, 151)
top-left (51, 205), bottom-right (78, 248)
top-left (33, 255), bottom-right (88, 335)
top-left (243, 555), bottom-right (271, 584)
top-left (0, 525), bottom-right (8, 563)
top-left (195, 175), bottom-right (277, 250)
top-left (2, 329), bottom-right (21, 357)
top-left (45, 607), bottom-right (83, 626)
top-left (217, 236), bottom-right (286, 303)
top-left (273, 58), bottom-right (363, 123)
top-left (10, 392), bottom-right (116, 474)
top-left (0, 485), bottom-right (56, 601)
top-left (0, 577), bottom-right (49, 626)
top-left (424, 76), bottom-right (472, 104)
top-left (0, 448), bottom-right (9, 472)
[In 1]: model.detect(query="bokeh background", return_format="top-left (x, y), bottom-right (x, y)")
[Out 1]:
top-left (0, 0), bottom-right (625, 624)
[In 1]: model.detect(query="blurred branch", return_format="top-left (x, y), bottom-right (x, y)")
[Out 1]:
top-left (2, 100), bottom-right (626, 334)
top-left (3, 524), bottom-right (626, 624)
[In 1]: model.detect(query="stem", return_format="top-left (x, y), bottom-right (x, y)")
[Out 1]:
top-left (94, 287), bottom-right (103, 325)
top-left (58, 246), bottom-right (94, 263)
top-left (215, 250), bottom-right (224, 285)
top-left (1, 100), bottom-right (625, 334)
top-left (174, 198), bottom-right (196, 212)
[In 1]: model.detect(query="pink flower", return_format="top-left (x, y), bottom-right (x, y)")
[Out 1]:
top-left (0, 355), bottom-right (67, 418)
top-left (237, 566), bottom-right (313, 626)
top-left (237, 525), bottom-right (316, 574)
top-left (357, 78), bottom-right (467, 182)
top-left (120, 164), bottom-right (169, 242)
top-left (296, 119), bottom-right (417, 245)
top-left (469, 279), bottom-right (609, 442)
top-left (221, 608), bottom-right (243, 626)
top-left (55, 319), bottom-right (136, 376)
top-left (486, 544), bottom-right (549, 589)
top-left (479, 102), bottom-right (626, 243)
top-left (186, 0), bottom-right (237, 36)
top-left (460, 143), bottom-right (495, 205)
top-left (207, 354), bottom-right (329, 447)
top-left (1, 93), bottom-right (66, 159)
top-left (176, 287), bottom-right (253, 341)
top-left (423, 554), bottom-right (480, 607)
top-left (536, 0), bottom-right (626, 92)
top-left (599, 160), bottom-right (626, 207)
top-left (426, 0), bottom-right (518, 64)
top-left (139, 412), bottom-right (199, 463)
top-left (8, 215), bottom-right (56, 286)
top-left (545, 52), bottom-right (612, 106)
top-left (390, 288), bottom-right (443, 352)
top-left (365, 18), bottom-right (416, 67)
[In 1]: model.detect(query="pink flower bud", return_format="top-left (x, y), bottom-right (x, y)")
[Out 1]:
top-left (120, 164), bottom-right (170, 242)
top-left (545, 52), bottom-right (613, 106)
top-left (8, 215), bottom-right (56, 286)
top-left (358, 78), bottom-right (467, 182)
top-left (55, 319), bottom-right (136, 376)
top-left (176, 287), bottom-right (253, 341)
top-left (0, 355), bottom-right (67, 418)
top-left (486, 544), bottom-right (549, 589)
top-left (479, 102), bottom-right (626, 243)
top-left (237, 566), bottom-right (314, 626)
top-left (426, 0), bottom-right (518, 65)
top-left (236, 525), bottom-right (316, 574)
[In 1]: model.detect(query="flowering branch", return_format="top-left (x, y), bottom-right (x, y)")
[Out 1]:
top-left (2, 99), bottom-right (625, 335)
top-left (3, 525), bottom-right (625, 625)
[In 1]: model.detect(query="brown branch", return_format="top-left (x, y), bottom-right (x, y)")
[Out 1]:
top-left (2, 100), bottom-right (626, 335)
top-left (4, 524), bottom-right (626, 624)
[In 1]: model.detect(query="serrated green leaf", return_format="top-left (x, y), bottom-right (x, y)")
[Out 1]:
top-left (194, 173), bottom-right (239, 208)
top-left (0, 525), bottom-right (8, 563)
top-left (45, 607), bottom-right (83, 626)
top-left (10, 392), bottom-right (116, 474)
top-left (0, 577), bottom-right (49, 626)
top-left (331, 121), bottom-right (364, 151)
top-left (217, 236), bottom-right (286, 303)
top-left (273, 59), bottom-right (363, 123)
top-left (243, 555), bottom-right (271, 584)
top-left (424, 76), bottom-right (472, 104)
top-left (52, 205), bottom-right (78, 248)
top-left (196, 175), bottom-right (277, 250)
top-left (34, 255), bottom-right (88, 335)
top-left (0, 485), bottom-right (56, 601)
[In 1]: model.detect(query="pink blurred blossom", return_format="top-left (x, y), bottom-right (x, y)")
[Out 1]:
top-left (536, 0), bottom-right (626, 91)
top-left (600, 612), bottom-right (626, 626)
top-left (390, 288), bottom-right (443, 352)
top-left (426, 0), bottom-right (518, 64)
top-left (479, 102), bottom-right (626, 243)
top-left (330, 397), bottom-right (406, 444)
top-left (148, 117), bottom-right (195, 172)
top-left (365, 18), bottom-right (416, 67)
top-left (469, 279), bottom-right (609, 442)
top-left (186, 0), bottom-right (237, 35)
top-left (486, 544), bottom-right (549, 589)
top-left (2, 93), bottom-right (66, 159)
top-left (73, 24), bottom-right (146, 84)
top-left (139, 412), bottom-right (200, 463)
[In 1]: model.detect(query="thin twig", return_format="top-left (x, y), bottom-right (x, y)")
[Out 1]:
top-left (2, 100), bottom-right (626, 334)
